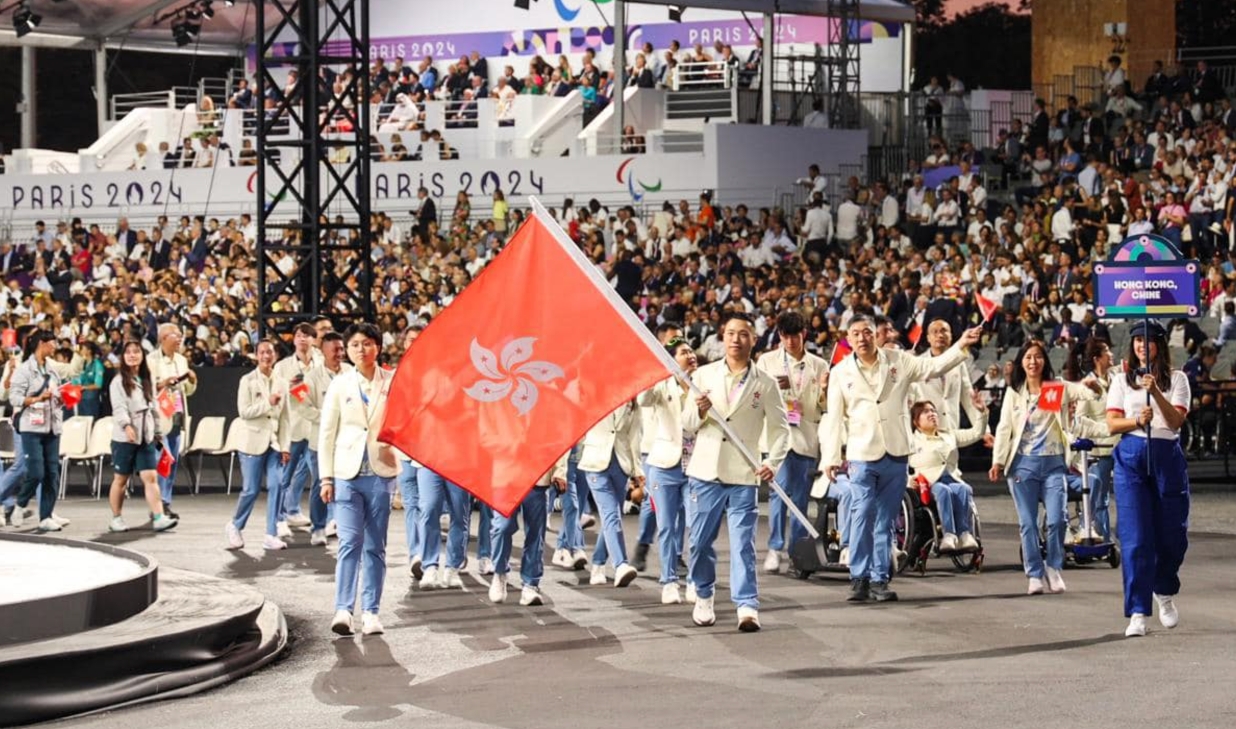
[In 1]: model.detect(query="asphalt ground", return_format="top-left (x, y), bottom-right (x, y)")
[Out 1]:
top-left (14, 483), bottom-right (1236, 729)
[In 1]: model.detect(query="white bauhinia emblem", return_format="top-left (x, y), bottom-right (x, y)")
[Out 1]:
top-left (463, 337), bottom-right (565, 415)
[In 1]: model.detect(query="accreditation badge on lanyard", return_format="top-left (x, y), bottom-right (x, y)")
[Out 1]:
top-left (783, 351), bottom-right (804, 427)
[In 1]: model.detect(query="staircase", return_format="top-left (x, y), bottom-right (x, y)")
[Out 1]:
top-left (665, 89), bottom-right (736, 123)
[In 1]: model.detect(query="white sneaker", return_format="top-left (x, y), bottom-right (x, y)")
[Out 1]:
top-left (420, 566), bottom-right (441, 590)
top-left (614, 563), bottom-right (637, 587)
top-left (519, 586), bottom-right (544, 606)
top-left (579, 514), bottom-right (596, 530)
top-left (286, 513), bottom-right (311, 528)
top-left (685, 582), bottom-right (697, 604)
top-left (938, 533), bottom-right (959, 552)
top-left (839, 547), bottom-right (850, 567)
top-left (958, 532), bottom-right (979, 551)
top-left (38, 518), bottom-right (61, 532)
top-left (478, 557), bottom-right (495, 576)
top-left (439, 514), bottom-right (451, 531)
top-left (763, 551), bottom-right (782, 573)
top-left (1154, 593), bottom-right (1179, 628)
top-left (1125, 613), bottom-right (1147, 637)
top-left (263, 534), bottom-right (288, 550)
top-left (570, 549), bottom-right (588, 569)
top-left (442, 568), bottom-right (463, 589)
top-left (325, 520), bottom-right (338, 538)
top-left (108, 516), bottom-right (129, 533)
top-left (1027, 577), bottom-right (1045, 595)
top-left (1045, 566), bottom-right (1067, 594)
top-left (50, 513), bottom-right (71, 527)
top-left (276, 520), bottom-right (293, 539)
top-left (331, 609), bottom-right (353, 636)
top-left (225, 522), bottom-right (244, 550)
top-left (589, 565), bottom-right (608, 585)
top-left (489, 575), bottom-right (508, 604)
top-left (737, 606), bottom-right (761, 632)
top-left (152, 514), bottom-right (178, 532)
top-left (310, 529), bottom-right (327, 546)
top-left (661, 583), bottom-right (683, 604)
top-left (9, 508), bottom-right (23, 528)
top-left (693, 595), bottom-right (716, 626)
top-left (360, 612), bottom-right (384, 636)
top-left (552, 548), bottom-right (572, 569)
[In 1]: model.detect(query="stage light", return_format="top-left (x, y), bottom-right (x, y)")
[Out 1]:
top-left (172, 21), bottom-right (193, 46)
top-left (186, 9), bottom-right (200, 21)
top-left (668, 5), bottom-right (685, 23)
top-left (13, 4), bottom-right (42, 38)
top-left (201, 1), bottom-right (215, 20)
top-left (225, 0), bottom-right (235, 6)
top-left (514, 0), bottom-right (531, 9)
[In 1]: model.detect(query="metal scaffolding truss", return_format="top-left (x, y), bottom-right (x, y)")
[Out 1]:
top-left (826, 0), bottom-right (861, 129)
top-left (255, 0), bottom-right (372, 336)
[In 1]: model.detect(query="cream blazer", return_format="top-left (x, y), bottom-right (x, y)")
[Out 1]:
top-left (578, 401), bottom-right (642, 476)
top-left (682, 360), bottom-right (790, 486)
top-left (236, 368), bottom-right (290, 456)
top-left (821, 342), bottom-right (970, 468)
top-left (911, 354), bottom-right (984, 434)
top-left (318, 366), bottom-right (399, 481)
top-left (273, 352), bottom-right (320, 444)
top-left (148, 349), bottom-right (197, 434)
top-left (756, 348), bottom-right (828, 458)
top-left (909, 419), bottom-right (986, 485)
top-left (304, 362), bottom-right (352, 452)
top-left (637, 376), bottom-right (690, 469)
top-left (991, 381), bottom-right (1098, 471)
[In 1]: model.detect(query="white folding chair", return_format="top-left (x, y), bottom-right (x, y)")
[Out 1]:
top-left (57, 417), bottom-right (94, 498)
top-left (81, 417), bottom-right (113, 499)
top-left (206, 419), bottom-right (244, 494)
top-left (185, 416), bottom-right (225, 493)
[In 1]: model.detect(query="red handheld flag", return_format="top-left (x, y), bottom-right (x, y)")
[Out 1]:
top-left (157, 389), bottom-right (176, 419)
top-left (1038, 381), bottom-right (1064, 412)
top-left (976, 292), bottom-right (999, 323)
top-left (59, 384), bottom-right (83, 409)
top-left (289, 381), bottom-right (310, 403)
top-left (830, 338), bottom-right (852, 366)
top-left (378, 203), bottom-right (670, 516)
top-left (157, 446), bottom-right (176, 478)
top-left (1, 329), bottom-right (15, 350)
top-left (908, 322), bottom-right (923, 348)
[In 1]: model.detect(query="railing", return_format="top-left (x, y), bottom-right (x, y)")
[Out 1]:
top-left (199, 76), bottom-right (231, 107)
top-left (109, 86), bottom-right (198, 121)
top-left (670, 60), bottom-right (734, 91)
top-left (590, 131), bottom-right (705, 155)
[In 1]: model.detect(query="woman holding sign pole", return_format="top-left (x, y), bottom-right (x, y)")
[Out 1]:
top-left (1104, 321), bottom-right (1191, 638)
top-left (989, 340), bottom-right (1098, 595)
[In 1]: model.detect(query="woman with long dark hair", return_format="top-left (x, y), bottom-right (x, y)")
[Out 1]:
top-left (107, 341), bottom-right (178, 533)
top-left (1105, 321), bottom-right (1190, 638)
top-left (990, 339), bottom-right (1097, 595)
top-left (5, 331), bottom-right (66, 532)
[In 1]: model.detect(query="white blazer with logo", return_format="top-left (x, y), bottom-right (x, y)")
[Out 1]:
top-left (236, 368), bottom-right (290, 456)
top-left (637, 376), bottom-right (690, 469)
top-left (577, 401), bottom-right (642, 477)
top-left (821, 343), bottom-right (970, 468)
top-left (273, 352), bottom-right (321, 444)
top-left (304, 362), bottom-right (353, 452)
top-left (911, 353), bottom-right (984, 434)
top-left (682, 360), bottom-right (790, 486)
top-left (991, 381), bottom-right (1098, 472)
top-left (318, 366), bottom-right (399, 481)
top-left (756, 348), bottom-right (828, 458)
top-left (910, 418), bottom-right (986, 486)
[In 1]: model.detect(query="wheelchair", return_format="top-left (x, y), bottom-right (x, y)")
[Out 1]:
top-left (898, 477), bottom-right (984, 575)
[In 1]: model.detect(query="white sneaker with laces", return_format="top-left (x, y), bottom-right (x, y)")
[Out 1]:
top-left (1125, 613), bottom-right (1147, 637)
top-left (614, 563), bottom-right (637, 587)
top-left (331, 610), bottom-right (353, 636)
top-left (579, 514), bottom-right (596, 530)
top-left (489, 575), bottom-right (507, 603)
top-left (763, 551), bottom-right (781, 573)
top-left (225, 522), bottom-right (244, 550)
top-left (938, 533), bottom-right (959, 552)
top-left (152, 514), bottom-right (178, 532)
top-left (685, 582), bottom-right (697, 604)
top-left (570, 549), bottom-right (588, 569)
top-left (478, 557), bottom-right (495, 576)
top-left (263, 534), bottom-right (288, 550)
top-left (661, 583), bottom-right (683, 604)
top-left (958, 532), bottom-right (979, 551)
top-left (276, 521), bottom-right (293, 539)
top-left (310, 529), bottom-right (327, 546)
top-left (360, 612), bottom-right (384, 636)
top-left (737, 606), bottom-right (761, 632)
top-left (692, 595), bottom-right (716, 626)
top-left (286, 513), bottom-right (311, 528)
top-left (108, 516), bottom-right (129, 533)
top-left (9, 508), bottom-right (23, 528)
top-left (519, 586), bottom-right (543, 606)
top-left (589, 565), bottom-right (608, 585)
top-left (38, 518), bottom-right (61, 532)
top-left (420, 566), bottom-right (441, 590)
top-left (1027, 577), bottom-right (1046, 595)
top-left (1045, 566), bottom-right (1067, 594)
top-left (442, 568), bottom-right (464, 589)
top-left (50, 513), bottom-right (71, 527)
top-left (1154, 593), bottom-right (1179, 628)
top-left (552, 548), bottom-right (572, 569)
top-left (325, 520), bottom-right (338, 538)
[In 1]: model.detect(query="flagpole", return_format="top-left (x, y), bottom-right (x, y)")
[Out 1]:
top-left (528, 197), bottom-right (820, 540)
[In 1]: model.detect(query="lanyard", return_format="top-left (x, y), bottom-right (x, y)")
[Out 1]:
top-left (782, 350), bottom-right (805, 396)
top-left (726, 366), bottom-right (751, 406)
top-left (357, 380), bottom-right (370, 423)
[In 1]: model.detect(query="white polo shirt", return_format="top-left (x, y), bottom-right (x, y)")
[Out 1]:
top-left (1106, 370), bottom-right (1190, 440)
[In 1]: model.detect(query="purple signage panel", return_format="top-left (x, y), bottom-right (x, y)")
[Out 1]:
top-left (1093, 262), bottom-right (1202, 319)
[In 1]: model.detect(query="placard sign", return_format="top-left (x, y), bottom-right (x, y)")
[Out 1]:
top-left (1093, 234), bottom-right (1201, 319)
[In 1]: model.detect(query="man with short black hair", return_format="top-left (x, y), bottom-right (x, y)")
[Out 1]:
top-left (273, 322), bottom-right (322, 536)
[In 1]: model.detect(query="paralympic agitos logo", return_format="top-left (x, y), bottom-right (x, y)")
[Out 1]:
top-left (554, 0), bottom-right (612, 22)
top-left (616, 157), bottom-right (662, 202)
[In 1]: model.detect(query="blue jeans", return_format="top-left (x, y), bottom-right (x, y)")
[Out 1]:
top-left (769, 451), bottom-right (818, 552)
top-left (17, 432), bottom-right (59, 520)
top-left (687, 479), bottom-right (759, 608)
top-left (830, 474), bottom-right (855, 547)
top-left (557, 447), bottom-right (588, 551)
top-left (334, 475), bottom-right (394, 614)
top-left (585, 453), bottom-right (630, 568)
top-left (1008, 454), bottom-right (1067, 578)
top-left (848, 455), bottom-right (908, 583)
top-left (471, 499), bottom-right (493, 561)
top-left (636, 455), bottom-right (656, 546)
top-left (1090, 454), bottom-right (1114, 540)
top-left (397, 462), bottom-right (421, 561)
top-left (648, 464), bottom-right (689, 584)
top-left (305, 449), bottom-right (331, 531)
top-left (416, 468), bottom-right (470, 569)
top-left (490, 486), bottom-right (549, 587)
top-left (1113, 437), bottom-right (1190, 617)
top-left (158, 430), bottom-right (182, 503)
top-left (279, 439), bottom-right (312, 519)
top-left (0, 435), bottom-right (27, 509)
top-left (932, 473), bottom-right (974, 536)
top-left (232, 449), bottom-right (284, 537)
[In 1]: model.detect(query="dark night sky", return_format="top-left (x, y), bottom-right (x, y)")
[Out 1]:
top-left (0, 47), bottom-right (238, 155)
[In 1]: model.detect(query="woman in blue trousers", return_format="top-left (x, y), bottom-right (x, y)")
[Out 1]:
top-left (990, 339), bottom-right (1098, 596)
top-left (416, 467), bottom-right (471, 590)
top-left (488, 455), bottom-right (568, 606)
top-left (396, 453), bottom-right (422, 582)
top-left (1105, 321), bottom-right (1191, 638)
top-left (320, 323), bottom-right (400, 637)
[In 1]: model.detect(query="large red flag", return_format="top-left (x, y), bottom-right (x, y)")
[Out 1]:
top-left (378, 202), bottom-right (671, 516)
top-left (976, 292), bottom-right (999, 323)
